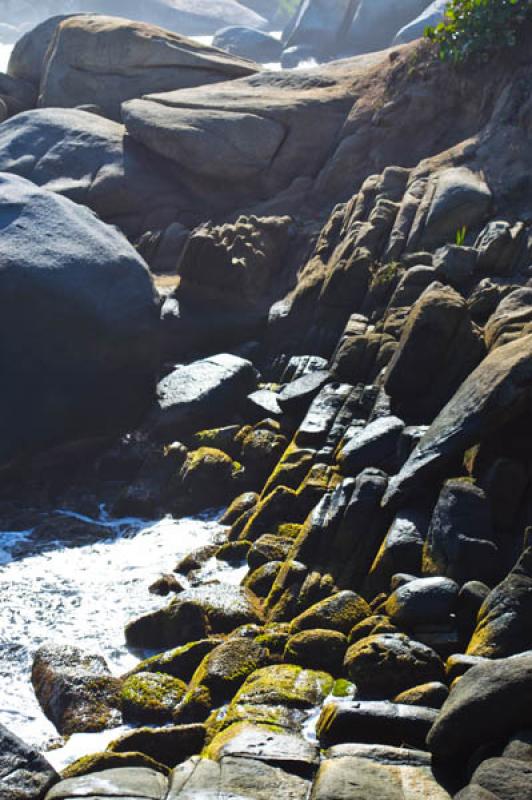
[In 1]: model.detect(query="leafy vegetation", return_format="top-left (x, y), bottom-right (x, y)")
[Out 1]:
top-left (455, 225), bottom-right (468, 246)
top-left (425, 0), bottom-right (532, 62)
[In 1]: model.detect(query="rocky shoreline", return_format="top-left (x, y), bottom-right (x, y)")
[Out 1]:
top-left (1, 3), bottom-right (532, 800)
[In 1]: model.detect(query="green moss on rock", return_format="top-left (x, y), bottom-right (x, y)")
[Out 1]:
top-left (121, 672), bottom-right (187, 724)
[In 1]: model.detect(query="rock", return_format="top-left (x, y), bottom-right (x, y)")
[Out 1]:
top-left (394, 0), bottom-right (448, 43)
top-left (38, 15), bottom-right (259, 122)
top-left (220, 492), bottom-right (259, 525)
top-left (149, 574), bottom-right (185, 597)
top-left (148, 354), bottom-right (258, 442)
top-left (283, 0), bottom-right (353, 55)
top-left (121, 672), bottom-right (187, 725)
top-left (31, 644), bottom-right (122, 736)
top-left (125, 585), bottom-right (263, 650)
top-left (344, 633), bottom-right (444, 698)
top-left (238, 427), bottom-right (288, 487)
top-left (244, 561), bottom-right (283, 598)
top-left (168, 755), bottom-right (310, 799)
top-left (364, 508), bottom-right (426, 597)
top-left (0, 172), bottom-right (159, 469)
top-left (230, 663), bottom-right (334, 713)
top-left (312, 744), bottom-right (451, 799)
top-left (289, 590), bottom-right (371, 636)
top-left (247, 534), bottom-right (294, 571)
top-left (475, 220), bottom-right (525, 277)
top-left (128, 639), bottom-right (223, 683)
top-left (466, 548), bottom-right (532, 658)
top-left (467, 757), bottom-right (532, 800)
top-left (213, 26), bottom-right (282, 63)
top-left (317, 700), bottom-right (438, 750)
top-left (427, 653), bottom-right (532, 765)
top-left (0, 108), bottom-right (194, 239)
top-left (284, 629), bottom-right (348, 673)
top-left (278, 371), bottom-right (330, 416)
top-left (205, 722), bottom-right (318, 776)
top-left (384, 283), bottom-right (485, 425)
top-left (108, 724), bottom-right (206, 769)
top-left (385, 577), bottom-right (459, 628)
top-left (433, 245), bottom-right (477, 289)
top-left (61, 752), bottom-right (170, 779)
top-left (504, 730), bottom-right (532, 761)
top-left (420, 167), bottom-right (492, 250)
top-left (176, 447), bottom-right (245, 514)
top-left (423, 480), bottom-right (498, 586)
top-left (456, 581), bottom-right (490, 645)
top-left (485, 288), bottom-right (532, 351)
top-left (0, 71), bottom-right (36, 118)
top-left (384, 334), bottom-right (532, 507)
top-left (45, 768), bottom-right (168, 800)
top-left (7, 15), bottom-right (76, 85)
top-left (394, 682), bottom-right (449, 709)
top-left (0, 723), bottom-right (58, 800)
top-left (348, 615), bottom-right (399, 646)
top-left (189, 638), bottom-right (269, 704)
top-left (337, 415), bottom-right (404, 475)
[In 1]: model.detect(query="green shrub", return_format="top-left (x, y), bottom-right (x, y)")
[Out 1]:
top-left (426, 0), bottom-right (532, 62)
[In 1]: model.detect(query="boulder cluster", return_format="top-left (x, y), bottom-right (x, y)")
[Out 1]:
top-left (1, 3), bottom-right (532, 800)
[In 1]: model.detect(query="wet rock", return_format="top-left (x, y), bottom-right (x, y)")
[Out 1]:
top-left (385, 577), bottom-right (459, 628)
top-left (337, 415), bottom-right (404, 475)
top-left (384, 334), bottom-right (532, 507)
top-left (168, 755), bottom-right (310, 800)
top-left (205, 722), bottom-right (318, 777)
top-left (125, 585), bottom-right (263, 650)
top-left (284, 629), bottom-right (347, 673)
top-left (149, 574), bottom-right (185, 597)
top-left (31, 644), bottom-right (122, 736)
top-left (121, 672), bottom-right (187, 725)
top-left (318, 700), bottom-right (438, 750)
top-left (0, 722), bottom-right (58, 800)
top-left (311, 744), bottom-right (451, 799)
top-left (383, 283), bottom-right (485, 425)
top-left (189, 638), bottom-right (269, 705)
top-left (113, 443), bottom-right (188, 518)
top-left (148, 354), bottom-right (258, 442)
top-left (394, 682), bottom-right (449, 709)
top-left (213, 27), bottom-right (282, 63)
top-left (427, 653), bottom-right (532, 765)
top-left (289, 590), bottom-right (371, 636)
top-left (39, 15), bottom-right (259, 122)
top-left (466, 548), bottom-right (532, 658)
top-left (108, 724), bottom-right (206, 769)
top-left (0, 173), bottom-right (159, 470)
top-left (45, 768), bottom-right (168, 800)
top-left (424, 480), bottom-right (498, 586)
top-left (344, 633), bottom-right (444, 698)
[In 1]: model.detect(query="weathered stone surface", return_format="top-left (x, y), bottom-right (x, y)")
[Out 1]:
top-left (364, 508), bottom-right (426, 597)
top-left (284, 629), bottom-right (348, 673)
top-left (289, 590), bottom-right (371, 635)
top-left (468, 757), bottom-right (532, 800)
top-left (427, 653), bottom-right (532, 764)
top-left (167, 755), bottom-right (310, 800)
top-left (45, 768), bottom-right (168, 800)
top-left (337, 415), bottom-right (404, 475)
top-left (0, 172), bottom-right (159, 470)
top-left (467, 548), bottom-right (532, 658)
top-left (385, 577), bottom-right (459, 628)
top-left (213, 26), bottom-right (282, 63)
top-left (108, 724), bottom-right (206, 769)
top-left (39, 15), bottom-right (259, 122)
top-left (485, 288), bottom-right (532, 350)
top-left (121, 673), bottom-right (187, 725)
top-left (384, 283), bottom-right (485, 424)
top-left (147, 354), bottom-right (258, 442)
top-left (125, 585), bottom-right (263, 650)
top-left (0, 723), bottom-right (58, 800)
top-left (318, 700), bottom-right (438, 750)
top-left (344, 633), bottom-right (444, 698)
top-left (345, 0), bottom-right (430, 56)
top-left (0, 108), bottom-right (192, 238)
top-left (384, 335), bottom-right (532, 507)
top-left (189, 638), bottom-right (269, 704)
top-left (31, 644), bottom-right (122, 736)
top-left (394, 682), bottom-right (449, 709)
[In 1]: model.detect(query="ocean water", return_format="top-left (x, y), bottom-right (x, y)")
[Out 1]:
top-left (0, 509), bottom-right (244, 763)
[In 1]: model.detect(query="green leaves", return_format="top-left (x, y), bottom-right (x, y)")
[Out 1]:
top-left (425, 0), bottom-right (532, 62)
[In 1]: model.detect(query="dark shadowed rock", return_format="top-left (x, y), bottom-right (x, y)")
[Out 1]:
top-left (0, 723), bottom-right (58, 800)
top-left (0, 172), bottom-right (159, 470)
top-left (108, 724), bottom-right (206, 769)
top-left (384, 335), bottom-right (532, 507)
top-left (213, 26), bottom-right (282, 63)
top-left (468, 757), bottom-right (532, 800)
top-left (385, 577), bottom-right (459, 628)
top-left (337, 415), bottom-right (404, 475)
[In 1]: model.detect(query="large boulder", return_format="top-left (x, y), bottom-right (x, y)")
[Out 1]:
top-left (31, 644), bottom-right (122, 736)
top-left (213, 26), bottom-right (282, 63)
top-left (0, 723), bottom-right (58, 800)
top-left (427, 653), bottom-right (532, 766)
top-left (346, 0), bottom-right (430, 55)
top-left (384, 334), bottom-right (532, 507)
top-left (283, 0), bottom-right (354, 56)
top-left (0, 172), bottom-right (159, 470)
top-left (0, 108), bottom-right (194, 238)
top-left (383, 283), bottom-right (485, 424)
top-left (7, 15), bottom-right (77, 85)
top-left (38, 15), bottom-right (259, 122)
top-left (394, 1), bottom-right (449, 45)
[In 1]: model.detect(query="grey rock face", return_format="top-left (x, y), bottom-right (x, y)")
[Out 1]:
top-left (385, 577), bottom-right (459, 628)
top-left (0, 723), bottom-right (58, 800)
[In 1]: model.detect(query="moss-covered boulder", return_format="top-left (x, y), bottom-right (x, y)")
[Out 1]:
top-left (261, 444), bottom-right (315, 498)
top-left (244, 561), bottom-right (283, 598)
top-left (61, 751), bottom-right (169, 779)
top-left (121, 672), bottom-right (187, 724)
top-left (344, 633), bottom-right (445, 698)
top-left (289, 590), bottom-right (371, 635)
top-left (247, 534), bottom-right (295, 570)
top-left (126, 638), bottom-right (223, 683)
top-left (189, 638), bottom-right (270, 705)
top-left (284, 629), bottom-right (347, 673)
top-left (347, 614), bottom-right (399, 645)
top-left (107, 723), bottom-right (206, 769)
top-left (394, 682), bottom-right (449, 709)
top-left (216, 540), bottom-right (252, 563)
top-left (176, 447), bottom-right (245, 513)
top-left (220, 492), bottom-right (259, 526)
top-left (238, 427), bottom-right (288, 487)
top-left (232, 664), bottom-right (333, 709)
